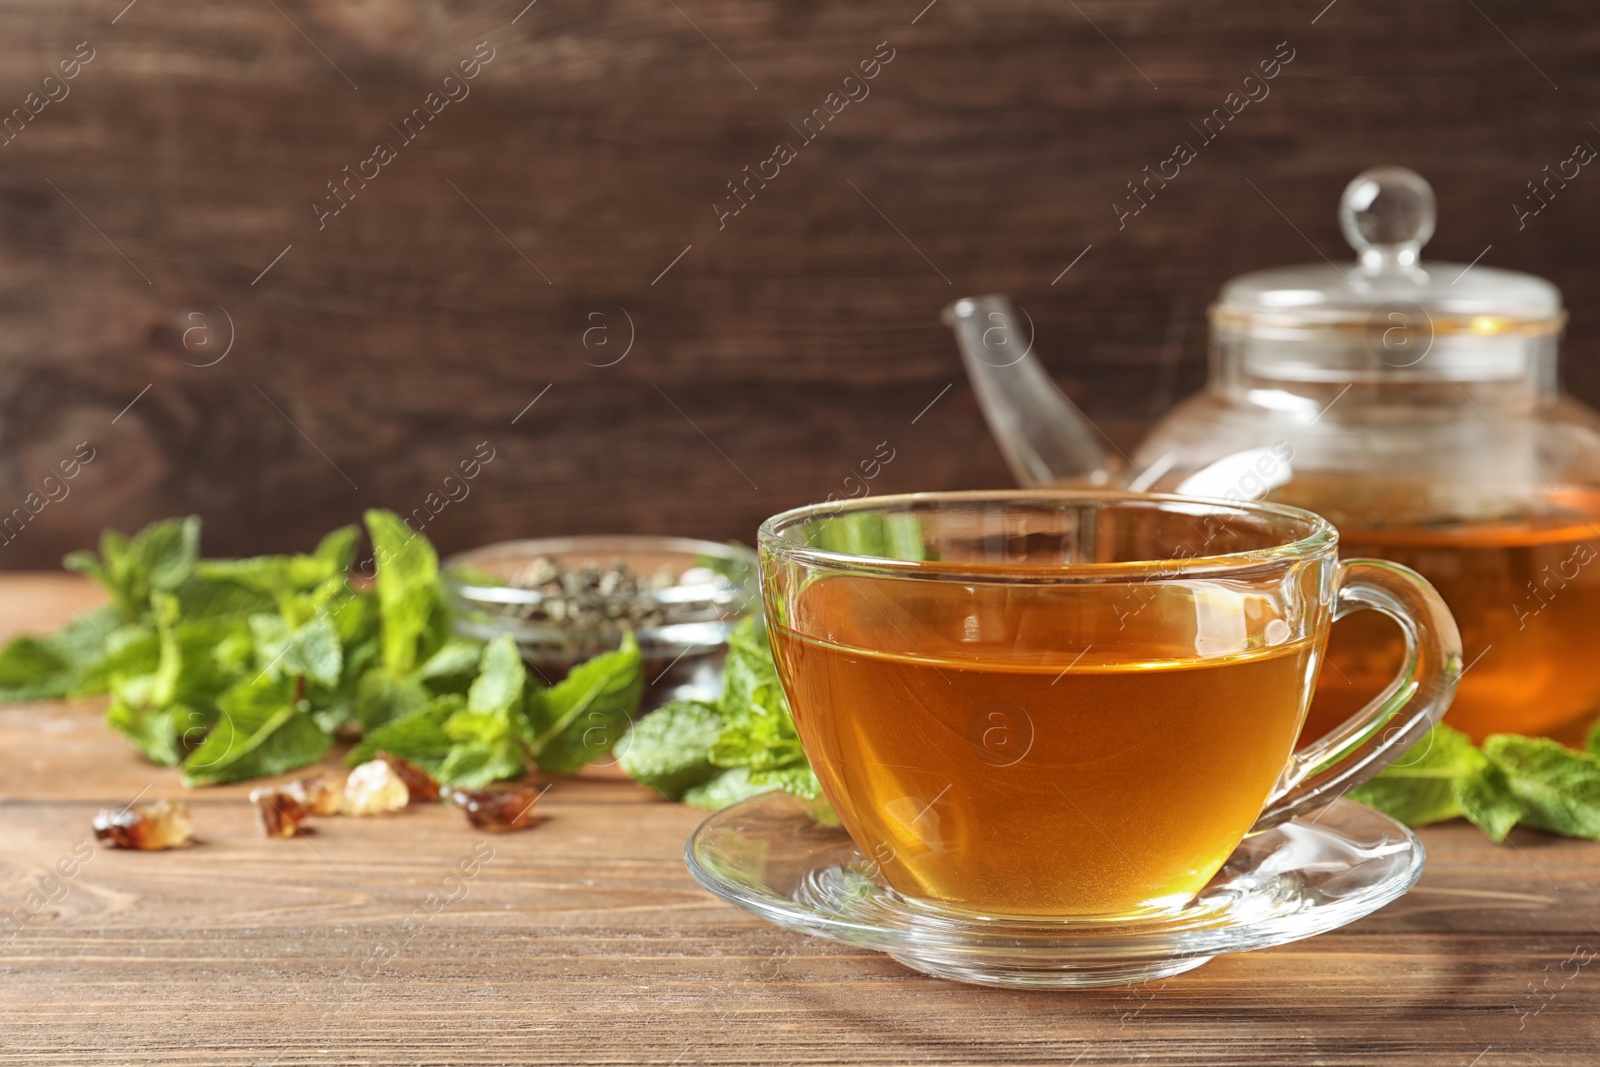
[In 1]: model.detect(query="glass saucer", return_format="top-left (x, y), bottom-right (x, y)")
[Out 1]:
top-left (685, 792), bottom-right (1423, 989)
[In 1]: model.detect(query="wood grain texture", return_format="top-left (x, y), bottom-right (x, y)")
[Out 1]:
top-left (4, 576), bottom-right (1600, 1066)
top-left (0, 1), bottom-right (1598, 565)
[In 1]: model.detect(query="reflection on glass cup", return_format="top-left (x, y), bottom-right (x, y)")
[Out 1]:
top-left (760, 491), bottom-right (1462, 920)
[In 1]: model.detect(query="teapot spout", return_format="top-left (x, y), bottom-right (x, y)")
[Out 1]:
top-left (943, 295), bottom-right (1119, 487)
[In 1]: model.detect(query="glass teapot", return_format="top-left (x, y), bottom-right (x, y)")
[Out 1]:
top-left (945, 166), bottom-right (1600, 745)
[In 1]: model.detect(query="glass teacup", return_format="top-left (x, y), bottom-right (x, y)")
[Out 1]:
top-left (759, 491), bottom-right (1462, 921)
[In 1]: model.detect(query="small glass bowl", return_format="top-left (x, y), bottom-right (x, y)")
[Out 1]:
top-left (442, 536), bottom-right (758, 708)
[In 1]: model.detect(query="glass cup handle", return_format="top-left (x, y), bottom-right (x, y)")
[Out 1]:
top-left (1252, 559), bottom-right (1464, 831)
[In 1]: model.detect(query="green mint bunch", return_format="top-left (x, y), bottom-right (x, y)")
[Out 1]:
top-left (0, 511), bottom-right (643, 788)
top-left (1351, 722), bottom-right (1600, 841)
top-left (617, 616), bottom-right (823, 810)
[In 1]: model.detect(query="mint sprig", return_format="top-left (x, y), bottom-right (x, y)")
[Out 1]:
top-left (64, 517), bottom-right (200, 623)
top-left (1, 512), bottom-right (645, 788)
top-left (618, 616), bottom-right (822, 810)
top-left (1351, 723), bottom-right (1600, 841)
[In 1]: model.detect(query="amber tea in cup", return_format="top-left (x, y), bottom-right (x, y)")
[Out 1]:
top-left (760, 492), bottom-right (1462, 921)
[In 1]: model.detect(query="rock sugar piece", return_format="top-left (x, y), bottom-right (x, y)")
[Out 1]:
top-left (447, 784), bottom-right (545, 831)
top-left (284, 774), bottom-right (342, 816)
top-left (376, 751), bottom-right (440, 803)
top-left (248, 786), bottom-right (311, 838)
top-left (92, 798), bottom-right (194, 850)
top-left (342, 759), bottom-right (410, 816)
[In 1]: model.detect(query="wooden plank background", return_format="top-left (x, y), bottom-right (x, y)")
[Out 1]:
top-left (0, 0), bottom-right (1597, 565)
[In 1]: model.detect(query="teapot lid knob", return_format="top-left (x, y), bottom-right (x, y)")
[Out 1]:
top-left (1339, 166), bottom-right (1435, 276)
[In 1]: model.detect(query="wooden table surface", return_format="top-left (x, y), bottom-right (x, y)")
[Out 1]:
top-left (2, 575), bottom-right (1597, 1066)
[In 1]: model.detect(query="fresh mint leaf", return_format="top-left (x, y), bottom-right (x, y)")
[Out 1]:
top-left (419, 639), bottom-right (480, 681)
top-left (135, 516), bottom-right (202, 593)
top-left (1351, 727), bottom-right (1600, 842)
top-left (444, 708), bottom-right (512, 744)
top-left (42, 514), bottom-right (548, 791)
top-left (197, 546), bottom-right (357, 641)
top-left (325, 584), bottom-right (378, 645)
top-left (307, 625), bottom-right (379, 736)
top-left (414, 636), bottom-right (532, 786)
top-left (528, 632), bottom-right (642, 774)
top-left (612, 616), bottom-right (816, 809)
top-left (0, 635), bottom-right (77, 703)
top-left (68, 517), bottom-right (200, 622)
top-left (85, 626), bottom-right (161, 702)
top-left (617, 699), bottom-right (726, 799)
top-left (710, 619), bottom-right (809, 780)
top-left (51, 606), bottom-right (125, 677)
top-left (2, 606), bottom-right (136, 701)
top-left (682, 767), bottom-right (772, 810)
top-left (354, 668), bottom-right (431, 731)
top-left (709, 707), bottom-right (809, 778)
top-left (1457, 763), bottom-right (1525, 841)
top-left (280, 575), bottom-right (357, 632)
top-left (292, 615), bottom-right (344, 689)
top-left (417, 639), bottom-right (485, 692)
top-left (437, 739), bottom-right (525, 787)
top-left (747, 763), bottom-right (823, 799)
top-left (96, 595), bottom-right (241, 766)
top-left (467, 635), bottom-right (527, 715)
top-left (1351, 724), bottom-right (1531, 841)
top-left (313, 524), bottom-right (361, 574)
top-left (1483, 735), bottom-right (1600, 841)
top-left (679, 766), bottom-right (831, 823)
top-left (248, 614), bottom-right (342, 688)
top-left (170, 576), bottom-right (277, 623)
top-left (721, 615), bottom-right (784, 720)
top-left (365, 509), bottom-right (448, 675)
top-left (151, 597), bottom-right (249, 709)
top-left (296, 580), bottom-right (378, 734)
top-left (352, 684), bottom-right (528, 787)
top-left (106, 699), bottom-right (194, 767)
top-left (310, 702), bottom-right (352, 738)
top-left (358, 637), bottom-right (531, 787)
top-left (195, 530), bottom-right (348, 601)
top-left (347, 694), bottom-right (463, 770)
top-left (182, 674), bottom-right (330, 786)
top-left (1349, 724), bottom-right (1485, 827)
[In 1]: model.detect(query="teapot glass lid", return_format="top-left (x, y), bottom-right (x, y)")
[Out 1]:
top-left (1212, 167), bottom-right (1563, 343)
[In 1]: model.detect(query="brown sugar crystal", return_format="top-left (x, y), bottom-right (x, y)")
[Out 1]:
top-left (284, 773), bottom-right (342, 815)
top-left (249, 787), bottom-right (310, 838)
top-left (446, 785), bottom-right (544, 831)
top-left (92, 798), bottom-right (194, 850)
top-left (376, 752), bottom-right (440, 803)
top-left (342, 759), bottom-right (409, 815)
